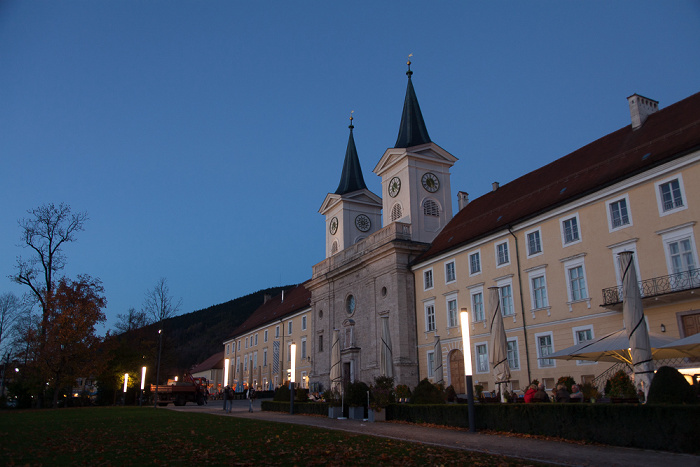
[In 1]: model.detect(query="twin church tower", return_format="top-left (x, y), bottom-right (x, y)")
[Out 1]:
top-left (309, 62), bottom-right (458, 388)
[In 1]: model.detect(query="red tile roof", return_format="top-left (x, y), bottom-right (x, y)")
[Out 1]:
top-left (228, 282), bottom-right (312, 339)
top-left (190, 351), bottom-right (224, 374)
top-left (417, 91), bottom-right (700, 264)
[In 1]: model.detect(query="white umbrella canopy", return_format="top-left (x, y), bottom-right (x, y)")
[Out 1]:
top-left (380, 317), bottom-right (393, 378)
top-left (488, 287), bottom-right (510, 399)
top-left (546, 328), bottom-right (678, 363)
top-left (330, 329), bottom-right (341, 393)
top-left (433, 335), bottom-right (443, 385)
top-left (619, 251), bottom-right (654, 397)
top-left (659, 332), bottom-right (700, 357)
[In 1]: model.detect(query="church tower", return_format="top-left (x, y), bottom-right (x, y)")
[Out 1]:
top-left (319, 116), bottom-right (382, 258)
top-left (373, 61), bottom-right (458, 244)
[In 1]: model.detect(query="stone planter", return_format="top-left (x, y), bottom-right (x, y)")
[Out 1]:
top-left (368, 409), bottom-right (386, 422)
top-left (348, 406), bottom-right (365, 420)
top-left (328, 406), bottom-right (343, 418)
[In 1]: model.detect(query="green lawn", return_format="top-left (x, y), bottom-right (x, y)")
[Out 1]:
top-left (0, 407), bottom-right (545, 466)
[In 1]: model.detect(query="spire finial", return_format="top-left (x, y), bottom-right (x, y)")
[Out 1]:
top-left (406, 53), bottom-right (413, 77)
top-left (349, 110), bottom-right (354, 130)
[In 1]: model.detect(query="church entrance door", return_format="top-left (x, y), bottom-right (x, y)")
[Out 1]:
top-left (449, 350), bottom-right (465, 394)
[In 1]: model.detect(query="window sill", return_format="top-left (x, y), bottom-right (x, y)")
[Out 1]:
top-left (567, 298), bottom-right (591, 312)
top-left (530, 306), bottom-right (552, 319)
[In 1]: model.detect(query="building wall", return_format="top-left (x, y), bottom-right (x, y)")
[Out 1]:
top-left (414, 150), bottom-right (700, 392)
top-left (224, 307), bottom-right (312, 391)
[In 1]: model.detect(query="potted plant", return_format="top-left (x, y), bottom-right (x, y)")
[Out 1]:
top-left (346, 381), bottom-right (370, 420)
top-left (323, 389), bottom-right (342, 418)
top-left (369, 376), bottom-right (395, 422)
top-left (395, 384), bottom-right (411, 403)
top-left (605, 370), bottom-right (638, 403)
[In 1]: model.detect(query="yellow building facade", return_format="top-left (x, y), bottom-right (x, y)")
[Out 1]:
top-left (412, 92), bottom-right (700, 393)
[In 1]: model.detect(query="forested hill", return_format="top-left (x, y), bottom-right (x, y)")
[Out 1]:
top-left (151, 285), bottom-right (293, 371)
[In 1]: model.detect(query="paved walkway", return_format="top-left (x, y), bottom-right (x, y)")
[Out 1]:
top-left (168, 399), bottom-right (698, 467)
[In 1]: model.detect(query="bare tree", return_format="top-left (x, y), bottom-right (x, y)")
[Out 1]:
top-left (11, 203), bottom-right (88, 340)
top-left (114, 307), bottom-right (151, 334)
top-left (0, 292), bottom-right (22, 356)
top-left (143, 278), bottom-right (182, 324)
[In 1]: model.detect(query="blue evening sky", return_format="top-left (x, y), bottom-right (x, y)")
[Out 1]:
top-left (1, 1), bottom-right (699, 333)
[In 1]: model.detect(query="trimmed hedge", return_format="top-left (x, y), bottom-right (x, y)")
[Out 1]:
top-left (388, 403), bottom-right (699, 453)
top-left (261, 400), bottom-right (329, 416)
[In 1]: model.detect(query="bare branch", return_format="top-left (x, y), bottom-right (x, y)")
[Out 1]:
top-left (143, 277), bottom-right (182, 324)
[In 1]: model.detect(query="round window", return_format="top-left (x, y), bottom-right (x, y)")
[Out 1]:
top-left (346, 295), bottom-right (356, 315)
top-left (381, 286), bottom-right (387, 297)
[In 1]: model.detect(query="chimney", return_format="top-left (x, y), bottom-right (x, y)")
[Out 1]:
top-left (628, 94), bottom-right (658, 130)
top-left (457, 191), bottom-right (470, 211)
top-left (263, 293), bottom-right (272, 304)
top-left (281, 290), bottom-right (285, 303)
top-left (492, 182), bottom-right (499, 192)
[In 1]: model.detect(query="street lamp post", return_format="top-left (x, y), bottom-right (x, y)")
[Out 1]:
top-left (290, 342), bottom-right (296, 415)
top-left (140, 366), bottom-right (147, 407)
top-left (154, 329), bottom-right (162, 409)
top-left (123, 373), bottom-right (129, 406)
top-left (460, 308), bottom-right (476, 433)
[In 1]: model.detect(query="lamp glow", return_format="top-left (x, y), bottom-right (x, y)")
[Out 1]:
top-left (141, 367), bottom-right (147, 390)
top-left (224, 358), bottom-right (230, 387)
top-left (290, 343), bottom-right (296, 383)
top-left (123, 373), bottom-right (129, 393)
top-left (460, 310), bottom-right (473, 375)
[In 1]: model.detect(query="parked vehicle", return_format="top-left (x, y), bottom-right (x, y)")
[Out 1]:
top-left (151, 374), bottom-right (207, 406)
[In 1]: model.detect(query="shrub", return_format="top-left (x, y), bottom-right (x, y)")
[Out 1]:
top-left (346, 381), bottom-right (370, 407)
top-left (410, 378), bottom-right (445, 404)
top-left (322, 388), bottom-right (341, 406)
top-left (605, 370), bottom-right (637, 398)
top-left (581, 382), bottom-right (600, 401)
top-left (556, 376), bottom-right (576, 393)
top-left (273, 384), bottom-right (291, 402)
top-left (474, 384), bottom-right (484, 398)
top-left (370, 376), bottom-right (395, 411)
top-left (445, 385), bottom-right (457, 402)
top-left (395, 384), bottom-right (411, 401)
top-left (294, 387), bottom-right (309, 402)
top-left (647, 366), bottom-right (697, 404)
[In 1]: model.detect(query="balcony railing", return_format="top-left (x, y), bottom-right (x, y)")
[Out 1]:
top-left (602, 268), bottom-right (700, 306)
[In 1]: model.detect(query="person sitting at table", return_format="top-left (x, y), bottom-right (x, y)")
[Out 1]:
top-left (524, 384), bottom-right (537, 403)
top-left (555, 384), bottom-right (571, 403)
top-left (532, 382), bottom-right (550, 402)
top-left (569, 384), bottom-right (583, 401)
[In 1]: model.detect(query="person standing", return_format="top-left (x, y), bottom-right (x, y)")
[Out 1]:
top-left (247, 386), bottom-right (255, 412)
top-left (223, 385), bottom-right (230, 413)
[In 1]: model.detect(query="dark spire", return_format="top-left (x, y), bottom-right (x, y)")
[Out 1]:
top-left (394, 58), bottom-right (431, 148)
top-left (335, 113), bottom-right (368, 195)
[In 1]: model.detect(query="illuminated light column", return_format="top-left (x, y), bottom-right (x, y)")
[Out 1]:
top-left (460, 308), bottom-right (476, 433)
top-left (224, 358), bottom-right (230, 389)
top-left (140, 367), bottom-right (147, 407)
top-left (123, 373), bottom-right (129, 406)
top-left (290, 342), bottom-right (296, 415)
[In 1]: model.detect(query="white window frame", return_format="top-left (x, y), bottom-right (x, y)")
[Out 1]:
top-left (263, 348), bottom-right (268, 367)
top-left (469, 250), bottom-right (482, 276)
top-left (445, 260), bottom-right (456, 284)
top-left (254, 333), bottom-right (258, 346)
top-left (253, 351), bottom-right (257, 369)
top-left (655, 174), bottom-right (688, 216)
top-left (560, 212), bottom-right (582, 247)
top-left (495, 240), bottom-right (510, 267)
top-left (275, 325), bottom-right (280, 339)
top-left (506, 337), bottom-right (520, 371)
top-left (497, 277), bottom-right (515, 319)
top-left (301, 337), bottom-right (307, 359)
top-left (527, 266), bottom-right (550, 316)
top-left (302, 315), bottom-right (307, 331)
top-left (237, 340), bottom-right (241, 351)
top-left (562, 255), bottom-right (591, 311)
top-left (424, 300), bottom-right (436, 332)
top-left (245, 337), bottom-right (249, 349)
top-left (572, 325), bottom-right (596, 366)
top-left (525, 227), bottom-right (543, 258)
top-left (606, 194), bottom-right (633, 232)
top-left (469, 285), bottom-right (485, 323)
top-left (226, 343), bottom-right (230, 355)
top-left (288, 320), bottom-right (293, 335)
top-left (424, 268), bottom-right (434, 290)
top-left (244, 354), bottom-right (248, 371)
top-left (264, 330), bottom-right (268, 343)
top-left (659, 224), bottom-right (698, 277)
top-left (427, 350), bottom-right (435, 378)
top-left (535, 331), bottom-right (555, 368)
top-left (446, 293), bottom-right (458, 329)
top-left (475, 342), bottom-right (489, 374)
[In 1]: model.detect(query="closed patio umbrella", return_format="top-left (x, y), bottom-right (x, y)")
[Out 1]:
top-left (619, 251), bottom-right (654, 399)
top-left (488, 287), bottom-right (510, 401)
top-left (380, 317), bottom-right (393, 378)
top-left (330, 329), bottom-right (341, 393)
top-left (433, 335), bottom-right (443, 385)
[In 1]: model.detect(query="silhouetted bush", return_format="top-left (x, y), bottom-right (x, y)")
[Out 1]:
top-left (647, 366), bottom-right (696, 404)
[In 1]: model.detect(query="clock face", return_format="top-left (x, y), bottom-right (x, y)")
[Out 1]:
top-left (355, 214), bottom-right (371, 232)
top-left (388, 176), bottom-right (401, 197)
top-left (346, 295), bottom-right (356, 315)
top-left (329, 217), bottom-right (338, 235)
top-left (421, 172), bottom-right (440, 193)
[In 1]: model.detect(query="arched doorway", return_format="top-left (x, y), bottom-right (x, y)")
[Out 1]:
top-left (449, 349), bottom-right (465, 394)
